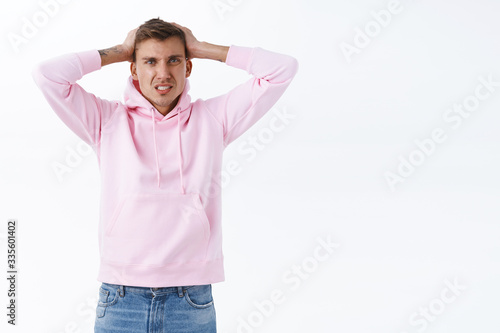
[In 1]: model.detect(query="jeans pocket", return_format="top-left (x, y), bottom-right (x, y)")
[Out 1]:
top-left (96, 283), bottom-right (120, 318)
top-left (184, 284), bottom-right (214, 309)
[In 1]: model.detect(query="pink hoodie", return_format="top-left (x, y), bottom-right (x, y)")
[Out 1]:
top-left (32, 45), bottom-right (298, 287)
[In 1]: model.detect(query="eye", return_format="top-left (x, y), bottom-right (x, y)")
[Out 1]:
top-left (146, 59), bottom-right (155, 65)
top-left (169, 58), bottom-right (180, 63)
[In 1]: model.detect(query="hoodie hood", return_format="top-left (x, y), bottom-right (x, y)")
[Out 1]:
top-left (123, 75), bottom-right (192, 192)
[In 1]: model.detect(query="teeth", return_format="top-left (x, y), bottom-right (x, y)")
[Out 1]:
top-left (157, 86), bottom-right (171, 91)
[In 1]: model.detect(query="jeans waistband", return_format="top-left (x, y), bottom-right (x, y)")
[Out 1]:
top-left (102, 282), bottom-right (205, 297)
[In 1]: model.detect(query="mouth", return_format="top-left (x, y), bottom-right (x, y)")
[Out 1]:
top-left (155, 84), bottom-right (173, 94)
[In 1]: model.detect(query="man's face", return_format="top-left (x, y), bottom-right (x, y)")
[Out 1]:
top-left (131, 37), bottom-right (192, 116)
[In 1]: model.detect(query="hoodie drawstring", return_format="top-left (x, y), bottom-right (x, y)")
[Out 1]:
top-left (150, 107), bottom-right (185, 194)
top-left (151, 108), bottom-right (161, 188)
top-left (177, 107), bottom-right (185, 194)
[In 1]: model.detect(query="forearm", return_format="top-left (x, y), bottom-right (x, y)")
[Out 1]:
top-left (99, 45), bottom-right (131, 67)
top-left (191, 42), bottom-right (229, 63)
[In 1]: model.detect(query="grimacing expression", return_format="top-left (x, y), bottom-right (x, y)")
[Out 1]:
top-left (130, 37), bottom-right (192, 116)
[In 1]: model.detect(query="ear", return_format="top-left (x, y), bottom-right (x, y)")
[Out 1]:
top-left (185, 59), bottom-right (192, 78)
top-left (130, 62), bottom-right (138, 80)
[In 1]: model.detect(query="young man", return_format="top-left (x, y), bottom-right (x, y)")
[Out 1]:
top-left (32, 18), bottom-right (298, 332)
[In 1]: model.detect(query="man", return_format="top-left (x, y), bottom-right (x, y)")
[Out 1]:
top-left (32, 18), bottom-right (298, 332)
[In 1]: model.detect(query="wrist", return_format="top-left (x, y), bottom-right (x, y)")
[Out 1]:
top-left (116, 44), bottom-right (133, 62)
top-left (189, 41), bottom-right (206, 59)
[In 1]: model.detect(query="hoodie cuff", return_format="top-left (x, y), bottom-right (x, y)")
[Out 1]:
top-left (225, 45), bottom-right (254, 73)
top-left (76, 49), bottom-right (102, 75)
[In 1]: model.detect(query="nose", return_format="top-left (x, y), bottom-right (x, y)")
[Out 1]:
top-left (156, 62), bottom-right (171, 80)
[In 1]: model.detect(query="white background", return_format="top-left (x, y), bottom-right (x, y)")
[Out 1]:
top-left (1, 0), bottom-right (500, 332)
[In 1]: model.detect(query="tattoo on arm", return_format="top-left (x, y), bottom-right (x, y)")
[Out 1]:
top-left (98, 46), bottom-right (121, 57)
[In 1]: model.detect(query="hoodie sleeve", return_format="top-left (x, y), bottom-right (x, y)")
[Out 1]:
top-left (31, 49), bottom-right (118, 147)
top-left (203, 45), bottom-right (299, 147)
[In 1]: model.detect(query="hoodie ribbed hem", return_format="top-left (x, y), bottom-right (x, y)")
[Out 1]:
top-left (97, 257), bottom-right (225, 287)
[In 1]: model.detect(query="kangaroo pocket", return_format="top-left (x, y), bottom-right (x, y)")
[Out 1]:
top-left (102, 192), bottom-right (211, 266)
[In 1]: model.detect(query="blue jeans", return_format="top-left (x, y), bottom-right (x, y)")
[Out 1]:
top-left (94, 282), bottom-right (217, 332)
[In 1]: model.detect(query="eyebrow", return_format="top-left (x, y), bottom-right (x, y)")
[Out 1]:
top-left (141, 55), bottom-right (183, 61)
